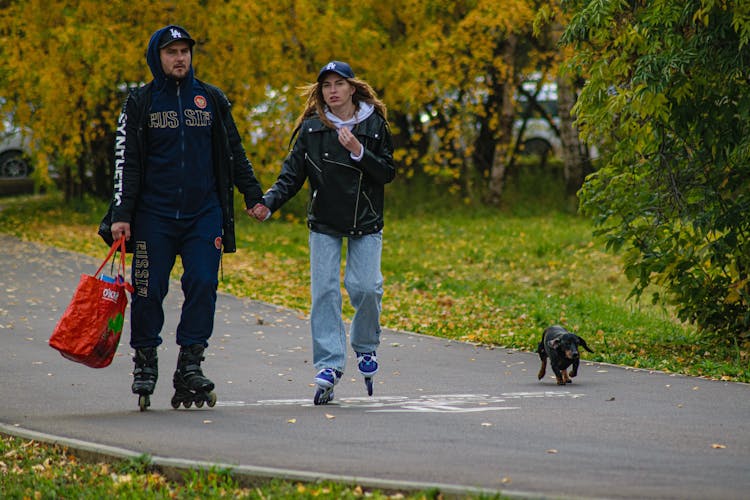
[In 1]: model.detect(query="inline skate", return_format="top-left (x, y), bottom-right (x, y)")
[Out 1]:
top-left (313, 368), bottom-right (343, 405)
top-left (132, 347), bottom-right (158, 411)
top-left (170, 344), bottom-right (217, 409)
top-left (356, 351), bottom-right (378, 396)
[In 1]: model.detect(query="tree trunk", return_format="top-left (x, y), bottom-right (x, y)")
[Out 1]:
top-left (487, 34), bottom-right (518, 206)
top-left (556, 74), bottom-right (588, 195)
top-left (487, 145), bottom-right (508, 205)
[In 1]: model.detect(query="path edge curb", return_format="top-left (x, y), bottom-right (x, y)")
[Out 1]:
top-left (0, 422), bottom-right (556, 499)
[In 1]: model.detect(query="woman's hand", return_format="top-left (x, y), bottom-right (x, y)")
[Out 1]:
top-left (337, 126), bottom-right (363, 157)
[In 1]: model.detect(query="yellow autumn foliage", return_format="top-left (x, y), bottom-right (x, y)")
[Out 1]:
top-left (0, 0), bottom-right (567, 199)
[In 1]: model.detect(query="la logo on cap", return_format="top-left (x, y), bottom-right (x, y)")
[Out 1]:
top-left (169, 28), bottom-right (183, 40)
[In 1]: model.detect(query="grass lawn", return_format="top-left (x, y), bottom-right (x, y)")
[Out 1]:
top-left (1, 177), bottom-right (745, 383)
top-left (0, 435), bottom-right (446, 499)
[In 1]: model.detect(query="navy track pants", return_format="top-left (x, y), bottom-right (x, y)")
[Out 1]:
top-left (129, 207), bottom-right (222, 349)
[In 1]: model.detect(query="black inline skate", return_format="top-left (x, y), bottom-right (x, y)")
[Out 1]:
top-left (132, 347), bottom-right (158, 411)
top-left (171, 344), bottom-right (217, 409)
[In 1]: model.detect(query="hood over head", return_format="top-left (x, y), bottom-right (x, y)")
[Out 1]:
top-left (146, 25), bottom-right (195, 87)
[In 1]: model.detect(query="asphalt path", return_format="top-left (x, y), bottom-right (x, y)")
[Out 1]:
top-left (1, 233), bottom-right (749, 499)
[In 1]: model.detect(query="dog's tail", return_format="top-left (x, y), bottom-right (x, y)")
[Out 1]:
top-left (577, 336), bottom-right (594, 353)
top-left (536, 341), bottom-right (546, 357)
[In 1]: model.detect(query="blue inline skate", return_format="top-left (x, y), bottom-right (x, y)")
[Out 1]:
top-left (171, 344), bottom-right (217, 409)
top-left (313, 368), bottom-right (343, 405)
top-left (132, 347), bottom-right (158, 412)
top-left (356, 352), bottom-right (378, 396)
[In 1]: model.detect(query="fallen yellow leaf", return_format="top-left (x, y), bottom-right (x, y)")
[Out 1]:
top-left (711, 443), bottom-right (727, 449)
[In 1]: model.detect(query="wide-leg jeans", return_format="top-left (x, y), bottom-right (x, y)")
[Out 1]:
top-left (309, 230), bottom-right (383, 372)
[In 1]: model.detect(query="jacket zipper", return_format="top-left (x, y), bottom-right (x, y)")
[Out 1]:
top-left (353, 170), bottom-right (362, 228)
top-left (305, 153), bottom-right (323, 173)
top-left (324, 158), bottom-right (362, 229)
top-left (176, 84), bottom-right (184, 219)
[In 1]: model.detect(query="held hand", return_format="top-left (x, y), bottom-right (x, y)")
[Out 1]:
top-left (337, 127), bottom-right (363, 156)
top-left (248, 203), bottom-right (271, 221)
top-left (110, 222), bottom-right (131, 242)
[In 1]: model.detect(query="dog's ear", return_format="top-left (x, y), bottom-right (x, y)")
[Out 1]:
top-left (576, 335), bottom-right (594, 352)
top-left (547, 338), bottom-right (560, 349)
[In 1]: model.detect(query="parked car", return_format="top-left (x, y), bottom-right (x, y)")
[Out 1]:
top-left (512, 77), bottom-right (561, 158)
top-left (0, 115), bottom-right (32, 179)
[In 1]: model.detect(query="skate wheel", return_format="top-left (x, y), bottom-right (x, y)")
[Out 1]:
top-left (207, 392), bottom-right (217, 407)
top-left (314, 388), bottom-right (324, 405)
top-left (195, 399), bottom-right (205, 408)
top-left (183, 400), bottom-right (193, 409)
top-left (138, 395), bottom-right (150, 412)
top-left (365, 377), bottom-right (373, 396)
top-left (314, 387), bottom-right (333, 405)
top-left (314, 387), bottom-right (327, 405)
top-left (170, 398), bottom-right (180, 409)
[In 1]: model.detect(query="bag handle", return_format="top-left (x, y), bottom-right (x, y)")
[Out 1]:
top-left (94, 236), bottom-right (133, 293)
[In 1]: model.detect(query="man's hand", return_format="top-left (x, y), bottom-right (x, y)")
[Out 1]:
top-left (110, 221), bottom-right (131, 242)
top-left (248, 203), bottom-right (271, 221)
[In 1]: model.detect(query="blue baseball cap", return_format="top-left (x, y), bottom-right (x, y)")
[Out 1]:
top-left (317, 61), bottom-right (355, 81)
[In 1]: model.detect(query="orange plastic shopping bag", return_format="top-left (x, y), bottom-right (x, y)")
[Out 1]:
top-left (49, 236), bottom-right (134, 368)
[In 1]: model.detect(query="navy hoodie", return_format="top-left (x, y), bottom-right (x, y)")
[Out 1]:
top-left (140, 26), bottom-right (218, 219)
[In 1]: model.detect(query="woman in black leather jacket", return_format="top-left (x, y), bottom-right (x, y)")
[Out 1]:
top-left (253, 61), bottom-right (395, 405)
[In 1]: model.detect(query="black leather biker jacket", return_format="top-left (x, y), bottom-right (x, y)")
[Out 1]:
top-left (262, 112), bottom-right (395, 237)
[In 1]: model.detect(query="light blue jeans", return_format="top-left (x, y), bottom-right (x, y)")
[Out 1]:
top-left (309, 230), bottom-right (383, 372)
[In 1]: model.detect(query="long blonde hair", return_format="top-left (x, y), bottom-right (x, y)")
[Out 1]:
top-left (293, 77), bottom-right (388, 133)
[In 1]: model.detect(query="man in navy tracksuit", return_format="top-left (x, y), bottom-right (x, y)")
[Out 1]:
top-left (109, 25), bottom-right (265, 410)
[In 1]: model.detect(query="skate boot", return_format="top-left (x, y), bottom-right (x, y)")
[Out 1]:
top-left (313, 368), bottom-right (343, 405)
top-left (132, 347), bottom-right (158, 411)
top-left (356, 352), bottom-right (378, 396)
top-left (170, 344), bottom-right (217, 409)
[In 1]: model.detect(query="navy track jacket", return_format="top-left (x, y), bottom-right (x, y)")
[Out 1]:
top-left (112, 25), bottom-right (263, 253)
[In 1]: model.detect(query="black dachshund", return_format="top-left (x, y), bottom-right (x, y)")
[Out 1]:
top-left (537, 325), bottom-right (594, 385)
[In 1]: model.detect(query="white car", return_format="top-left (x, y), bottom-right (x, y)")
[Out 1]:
top-left (0, 116), bottom-right (32, 179)
top-left (514, 116), bottom-right (562, 157)
top-left (513, 78), bottom-right (561, 158)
